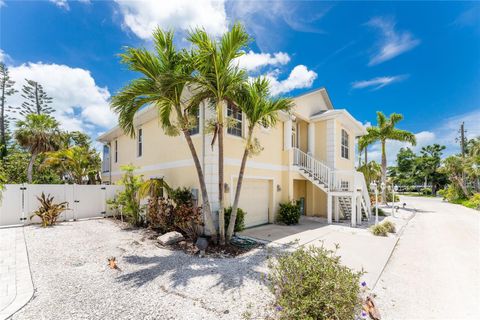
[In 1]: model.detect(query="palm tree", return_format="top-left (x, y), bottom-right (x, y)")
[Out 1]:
top-left (358, 160), bottom-right (382, 187)
top-left (362, 112), bottom-right (416, 203)
top-left (14, 114), bottom-right (61, 183)
top-left (226, 78), bottom-right (293, 241)
top-left (110, 28), bottom-right (218, 239)
top-left (188, 23), bottom-right (249, 245)
top-left (43, 145), bottom-right (101, 184)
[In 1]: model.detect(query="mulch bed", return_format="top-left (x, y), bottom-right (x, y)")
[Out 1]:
top-left (168, 239), bottom-right (261, 258)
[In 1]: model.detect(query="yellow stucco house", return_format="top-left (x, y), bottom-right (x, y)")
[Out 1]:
top-left (97, 87), bottom-right (371, 228)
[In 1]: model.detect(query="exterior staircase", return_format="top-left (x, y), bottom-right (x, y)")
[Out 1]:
top-left (293, 148), bottom-right (371, 226)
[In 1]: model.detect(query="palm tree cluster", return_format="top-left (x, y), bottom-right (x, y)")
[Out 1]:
top-left (111, 24), bottom-right (293, 244)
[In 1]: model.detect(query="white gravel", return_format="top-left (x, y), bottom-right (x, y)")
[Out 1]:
top-left (13, 219), bottom-right (274, 320)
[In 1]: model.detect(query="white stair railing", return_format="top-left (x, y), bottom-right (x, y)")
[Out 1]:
top-left (355, 171), bottom-right (371, 219)
top-left (293, 148), bottom-right (332, 188)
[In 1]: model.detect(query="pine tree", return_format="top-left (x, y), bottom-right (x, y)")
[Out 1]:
top-left (0, 63), bottom-right (17, 159)
top-left (18, 79), bottom-right (54, 116)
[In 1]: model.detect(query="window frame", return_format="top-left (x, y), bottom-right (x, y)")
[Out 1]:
top-left (114, 140), bottom-right (118, 163)
top-left (226, 103), bottom-right (243, 137)
top-left (137, 128), bottom-right (143, 158)
top-left (341, 129), bottom-right (349, 159)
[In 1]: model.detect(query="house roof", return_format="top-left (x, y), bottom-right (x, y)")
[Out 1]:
top-left (310, 109), bottom-right (367, 136)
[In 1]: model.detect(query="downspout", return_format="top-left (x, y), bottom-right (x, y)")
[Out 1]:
top-left (108, 142), bottom-right (112, 184)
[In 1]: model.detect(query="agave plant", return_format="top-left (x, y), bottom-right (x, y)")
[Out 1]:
top-left (30, 192), bottom-right (68, 227)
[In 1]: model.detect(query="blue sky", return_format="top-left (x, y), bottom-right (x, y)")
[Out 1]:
top-left (1, 0), bottom-right (479, 163)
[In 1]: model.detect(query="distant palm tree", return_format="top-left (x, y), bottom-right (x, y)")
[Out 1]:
top-left (188, 23), bottom-right (249, 245)
top-left (111, 28), bottom-right (218, 239)
top-left (14, 114), bottom-right (61, 183)
top-left (362, 112), bottom-right (416, 203)
top-left (358, 160), bottom-right (382, 187)
top-left (226, 78), bottom-right (293, 240)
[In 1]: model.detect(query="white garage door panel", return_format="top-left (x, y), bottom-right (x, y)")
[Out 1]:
top-left (236, 179), bottom-right (269, 227)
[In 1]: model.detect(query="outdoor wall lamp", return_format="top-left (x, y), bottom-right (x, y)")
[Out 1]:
top-left (224, 182), bottom-right (230, 193)
top-left (277, 184), bottom-right (282, 192)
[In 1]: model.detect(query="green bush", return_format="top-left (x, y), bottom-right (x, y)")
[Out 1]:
top-left (441, 185), bottom-right (465, 202)
top-left (421, 187), bottom-right (432, 196)
top-left (169, 187), bottom-right (194, 206)
top-left (224, 206), bottom-right (246, 233)
top-left (277, 201), bottom-right (301, 225)
top-left (370, 223), bottom-right (388, 236)
top-left (116, 165), bottom-right (144, 227)
top-left (462, 193), bottom-right (480, 210)
top-left (268, 246), bottom-right (362, 320)
top-left (374, 207), bottom-right (387, 216)
top-left (385, 192), bottom-right (400, 202)
top-left (382, 220), bottom-right (396, 233)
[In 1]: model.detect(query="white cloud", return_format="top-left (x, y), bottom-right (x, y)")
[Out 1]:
top-left (366, 17), bottom-right (420, 66)
top-left (49, 0), bottom-right (69, 10)
top-left (265, 65), bottom-right (317, 96)
top-left (0, 49), bottom-right (9, 63)
top-left (235, 50), bottom-right (290, 72)
top-left (0, 1), bottom-right (5, 8)
top-left (352, 75), bottom-right (409, 90)
top-left (114, 0), bottom-right (228, 40)
top-left (7, 62), bottom-right (116, 134)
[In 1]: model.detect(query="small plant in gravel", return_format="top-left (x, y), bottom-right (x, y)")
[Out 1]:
top-left (370, 223), bottom-right (388, 237)
top-left (224, 206), bottom-right (246, 233)
top-left (30, 192), bottom-right (68, 227)
top-left (382, 220), bottom-right (396, 233)
top-left (277, 201), bottom-right (301, 225)
top-left (268, 245), bottom-right (362, 320)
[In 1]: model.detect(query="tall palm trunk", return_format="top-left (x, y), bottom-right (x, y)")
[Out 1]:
top-left (381, 140), bottom-right (387, 204)
top-left (27, 153), bottom-right (37, 183)
top-left (1, 83), bottom-right (6, 160)
top-left (365, 148), bottom-right (368, 165)
top-left (182, 129), bottom-right (217, 239)
top-left (218, 121), bottom-right (225, 245)
top-left (226, 127), bottom-right (253, 241)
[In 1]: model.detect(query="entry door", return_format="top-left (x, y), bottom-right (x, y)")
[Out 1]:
top-left (236, 179), bottom-right (270, 227)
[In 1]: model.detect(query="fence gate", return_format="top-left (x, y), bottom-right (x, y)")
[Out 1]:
top-left (0, 184), bottom-right (123, 227)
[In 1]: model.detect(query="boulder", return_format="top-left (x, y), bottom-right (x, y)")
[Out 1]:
top-left (157, 231), bottom-right (184, 245)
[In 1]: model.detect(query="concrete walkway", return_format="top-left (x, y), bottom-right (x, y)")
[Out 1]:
top-left (374, 196), bottom-right (480, 319)
top-left (0, 227), bottom-right (34, 320)
top-left (240, 216), bottom-right (402, 287)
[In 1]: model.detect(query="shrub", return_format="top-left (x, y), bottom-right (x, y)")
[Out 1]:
top-left (278, 201), bottom-right (301, 225)
top-left (174, 203), bottom-right (203, 241)
top-left (115, 165), bottom-right (144, 227)
top-left (30, 193), bottom-right (68, 227)
top-left (268, 245), bottom-right (362, 320)
top-left (224, 206), bottom-right (246, 233)
top-left (441, 185), bottom-right (465, 202)
top-left (421, 187), bottom-right (432, 196)
top-left (169, 187), bottom-right (194, 206)
top-left (382, 220), bottom-right (396, 233)
top-left (370, 223), bottom-right (388, 236)
top-left (462, 193), bottom-right (480, 210)
top-left (385, 192), bottom-right (400, 202)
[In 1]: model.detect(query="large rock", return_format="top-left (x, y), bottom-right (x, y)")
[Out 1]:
top-left (157, 231), bottom-right (184, 245)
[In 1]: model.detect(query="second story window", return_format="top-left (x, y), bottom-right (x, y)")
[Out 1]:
top-left (102, 145), bottom-right (110, 173)
top-left (137, 128), bottom-right (143, 157)
top-left (341, 129), bottom-right (349, 159)
top-left (114, 140), bottom-right (118, 163)
top-left (227, 103), bottom-right (242, 137)
top-left (189, 106), bottom-right (200, 135)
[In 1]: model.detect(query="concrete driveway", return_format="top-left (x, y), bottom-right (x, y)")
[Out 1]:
top-left (240, 216), bottom-right (403, 287)
top-left (374, 196), bottom-right (480, 319)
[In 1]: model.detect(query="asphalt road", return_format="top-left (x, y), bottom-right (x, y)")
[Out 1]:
top-left (374, 196), bottom-right (480, 320)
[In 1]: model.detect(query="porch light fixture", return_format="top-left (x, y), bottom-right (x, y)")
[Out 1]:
top-left (224, 182), bottom-right (230, 193)
top-left (277, 184), bottom-right (282, 192)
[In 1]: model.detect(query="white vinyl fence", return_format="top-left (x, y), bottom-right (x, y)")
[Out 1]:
top-left (0, 184), bottom-right (123, 227)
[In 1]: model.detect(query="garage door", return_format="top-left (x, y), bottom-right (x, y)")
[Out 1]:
top-left (236, 179), bottom-right (270, 227)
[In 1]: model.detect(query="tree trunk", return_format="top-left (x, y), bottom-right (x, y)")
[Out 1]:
top-left (218, 120), bottom-right (225, 246)
top-left (365, 148), bottom-right (368, 165)
top-left (182, 129), bottom-right (217, 240)
top-left (27, 153), bottom-right (36, 183)
top-left (0, 81), bottom-right (6, 160)
top-left (226, 127), bottom-right (253, 241)
top-left (381, 140), bottom-right (387, 204)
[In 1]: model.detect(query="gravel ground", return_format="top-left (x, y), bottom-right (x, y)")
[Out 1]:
top-left (374, 196), bottom-right (480, 319)
top-left (13, 219), bottom-right (274, 320)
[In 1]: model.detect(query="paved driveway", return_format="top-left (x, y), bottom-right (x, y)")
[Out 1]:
top-left (374, 196), bottom-right (480, 319)
top-left (240, 216), bottom-right (402, 287)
